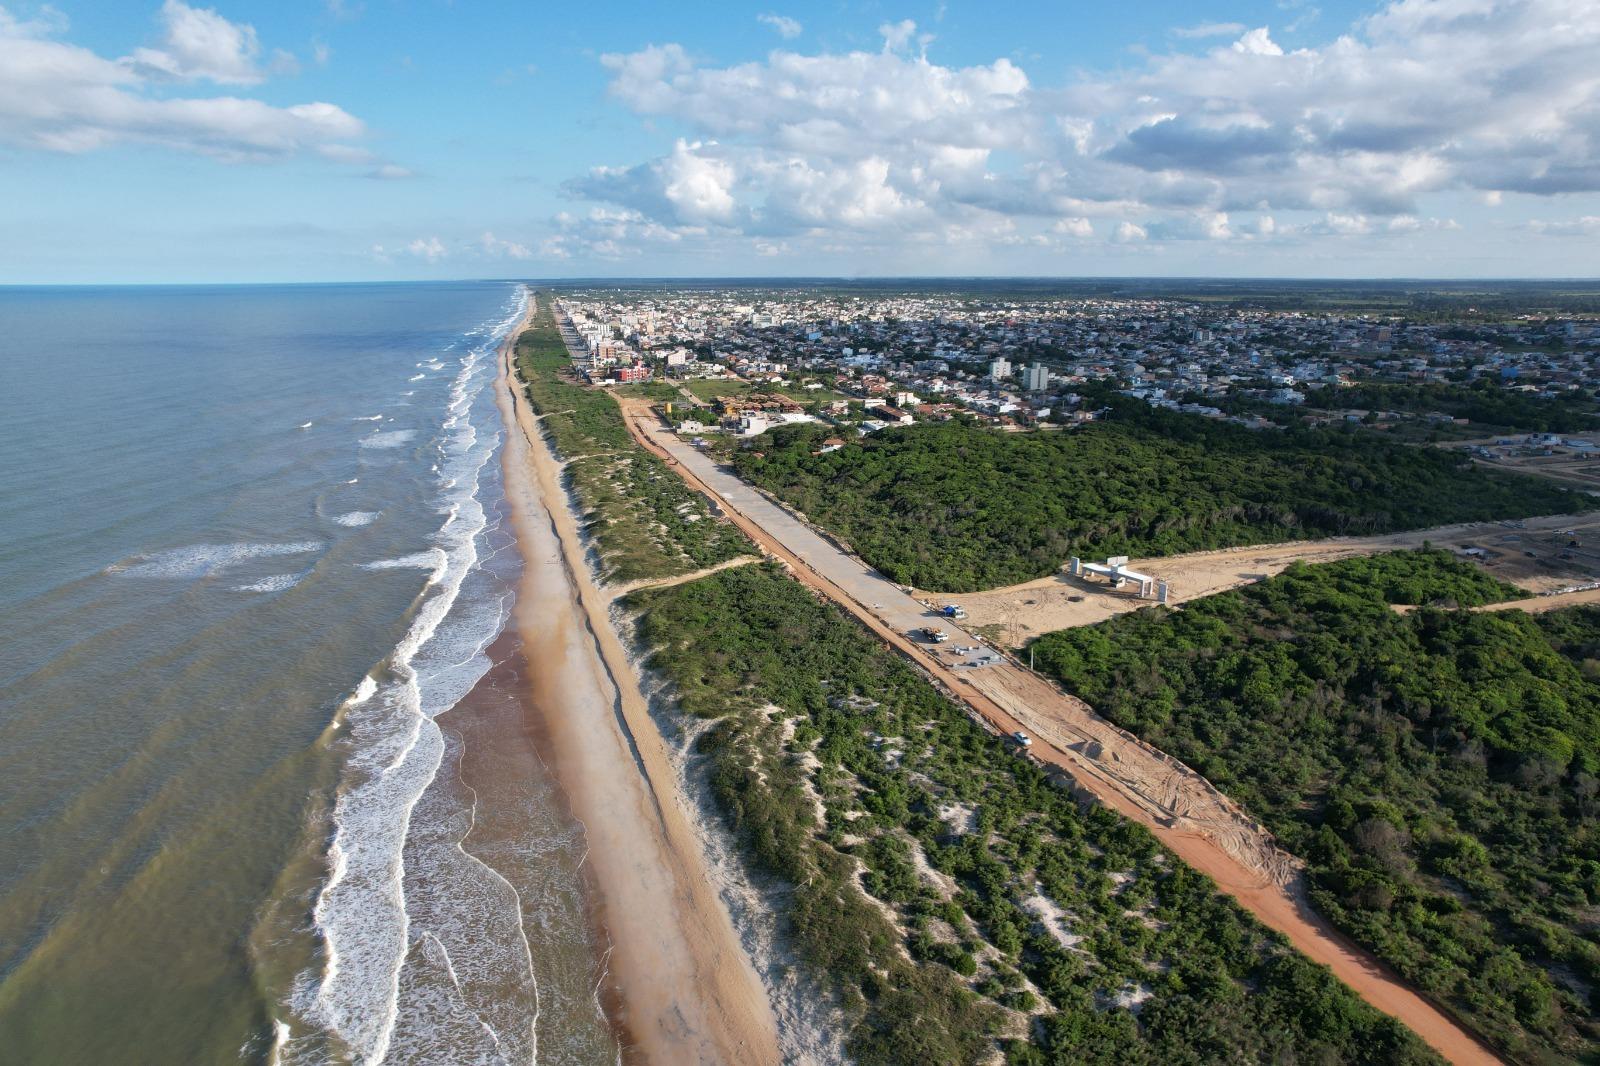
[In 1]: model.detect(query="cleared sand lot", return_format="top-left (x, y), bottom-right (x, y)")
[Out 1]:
top-left (606, 390), bottom-right (1504, 1066)
top-left (931, 512), bottom-right (1600, 642)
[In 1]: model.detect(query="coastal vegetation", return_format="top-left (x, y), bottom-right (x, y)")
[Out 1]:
top-left (1208, 380), bottom-right (1600, 437)
top-left (512, 302), bottom-right (752, 583)
top-left (1031, 550), bottom-right (1600, 1063)
top-left (628, 564), bottom-right (1440, 1065)
top-left (731, 404), bottom-right (1578, 591)
top-left (1317, 381), bottom-right (1600, 434)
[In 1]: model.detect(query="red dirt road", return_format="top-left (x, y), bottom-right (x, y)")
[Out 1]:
top-left (606, 389), bottom-right (1504, 1066)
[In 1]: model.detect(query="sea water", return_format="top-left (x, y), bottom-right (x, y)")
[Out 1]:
top-left (0, 283), bottom-right (615, 1064)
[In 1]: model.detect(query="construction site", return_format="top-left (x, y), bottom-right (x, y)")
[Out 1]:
top-left (936, 512), bottom-right (1600, 644)
top-left (1457, 433), bottom-right (1600, 492)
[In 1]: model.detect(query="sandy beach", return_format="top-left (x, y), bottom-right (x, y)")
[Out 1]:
top-left (491, 296), bottom-right (780, 1065)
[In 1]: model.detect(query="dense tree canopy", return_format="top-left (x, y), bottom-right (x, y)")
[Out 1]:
top-left (732, 406), bottom-right (1578, 591)
top-left (1314, 381), bottom-right (1600, 433)
top-left (1032, 551), bottom-right (1600, 1063)
top-left (631, 564), bottom-right (1439, 1065)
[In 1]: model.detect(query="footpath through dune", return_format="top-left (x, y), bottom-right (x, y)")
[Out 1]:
top-left (494, 299), bottom-right (780, 1066)
top-left (607, 385), bottom-right (1505, 1066)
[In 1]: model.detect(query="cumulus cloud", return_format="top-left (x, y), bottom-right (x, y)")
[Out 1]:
top-left (0, 2), bottom-right (367, 162)
top-left (406, 236), bottom-right (446, 261)
top-left (566, 0), bottom-right (1600, 258)
top-left (480, 231), bottom-right (532, 259)
top-left (878, 19), bottom-right (919, 52)
top-left (757, 13), bottom-right (801, 39)
top-left (1528, 216), bottom-right (1600, 237)
top-left (539, 207), bottom-right (695, 261)
top-left (125, 1), bottom-right (265, 85)
top-left (1052, 216), bottom-right (1093, 239)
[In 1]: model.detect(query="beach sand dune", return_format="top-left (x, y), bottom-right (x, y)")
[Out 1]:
top-left (493, 300), bottom-right (779, 1065)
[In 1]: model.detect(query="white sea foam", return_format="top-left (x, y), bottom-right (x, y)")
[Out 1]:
top-left (267, 1019), bottom-right (292, 1066)
top-left (408, 373), bottom-right (426, 382)
top-left (360, 550), bottom-right (445, 571)
top-left (359, 430), bottom-right (416, 450)
top-left (350, 676), bottom-right (379, 705)
top-left (306, 288), bottom-right (527, 1063)
top-left (112, 541), bottom-right (324, 579)
top-left (299, 421), bottom-right (314, 430)
top-left (333, 511), bottom-right (380, 528)
top-left (232, 573), bottom-right (305, 593)
top-left (356, 415), bottom-right (384, 422)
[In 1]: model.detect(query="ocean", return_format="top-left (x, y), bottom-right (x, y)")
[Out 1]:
top-left (0, 283), bottom-right (616, 1064)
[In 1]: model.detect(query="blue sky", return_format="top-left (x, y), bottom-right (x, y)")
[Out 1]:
top-left (2, 0), bottom-right (1598, 282)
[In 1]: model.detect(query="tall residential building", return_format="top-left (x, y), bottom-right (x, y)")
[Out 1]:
top-left (989, 357), bottom-right (1012, 381)
top-left (1025, 363), bottom-right (1050, 392)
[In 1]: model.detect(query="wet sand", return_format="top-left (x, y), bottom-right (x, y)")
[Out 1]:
top-left (492, 300), bottom-right (780, 1065)
top-left (422, 630), bottom-right (619, 1064)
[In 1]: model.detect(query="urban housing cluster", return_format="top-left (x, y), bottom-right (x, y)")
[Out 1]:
top-left (553, 289), bottom-right (1600, 442)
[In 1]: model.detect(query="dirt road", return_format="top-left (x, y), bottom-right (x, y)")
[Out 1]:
top-left (607, 390), bottom-right (1505, 1066)
top-left (1395, 584), bottom-right (1600, 616)
top-left (937, 513), bottom-right (1600, 642)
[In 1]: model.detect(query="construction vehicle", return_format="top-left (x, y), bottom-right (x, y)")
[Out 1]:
top-left (918, 626), bottom-right (951, 643)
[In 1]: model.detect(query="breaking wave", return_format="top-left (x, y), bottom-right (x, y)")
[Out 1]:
top-left (109, 542), bottom-right (324, 580)
top-left (288, 287), bottom-right (532, 1064)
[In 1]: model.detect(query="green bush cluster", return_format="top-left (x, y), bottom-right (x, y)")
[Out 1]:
top-left (1323, 381), bottom-right (1600, 434)
top-left (731, 404), bottom-right (1577, 591)
top-left (512, 303), bottom-right (751, 583)
top-left (1032, 550), bottom-right (1600, 1063)
top-left (629, 564), bottom-right (1438, 1065)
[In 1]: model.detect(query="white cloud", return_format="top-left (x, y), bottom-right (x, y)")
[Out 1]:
top-left (568, 0), bottom-right (1600, 259)
top-left (879, 19), bottom-right (918, 53)
top-left (1230, 26), bottom-right (1284, 56)
top-left (1172, 22), bottom-right (1247, 39)
top-left (0, 5), bottom-right (66, 36)
top-left (757, 13), bottom-right (801, 39)
top-left (406, 236), bottom-right (446, 261)
top-left (0, 2), bottom-right (367, 162)
top-left (126, 1), bottom-right (263, 85)
top-left (365, 164), bottom-right (413, 180)
top-left (1528, 216), bottom-right (1600, 237)
top-left (480, 231), bottom-right (532, 259)
top-left (1052, 216), bottom-right (1093, 238)
top-left (1145, 211), bottom-right (1234, 240)
top-left (1114, 221), bottom-right (1147, 243)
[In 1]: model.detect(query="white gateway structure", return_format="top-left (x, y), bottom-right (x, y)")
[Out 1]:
top-left (1068, 556), bottom-right (1170, 603)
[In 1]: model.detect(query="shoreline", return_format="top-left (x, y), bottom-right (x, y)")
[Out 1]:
top-left (491, 294), bottom-right (780, 1065)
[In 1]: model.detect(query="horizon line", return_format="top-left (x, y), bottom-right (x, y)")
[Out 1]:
top-left (5, 274), bottom-right (1600, 289)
